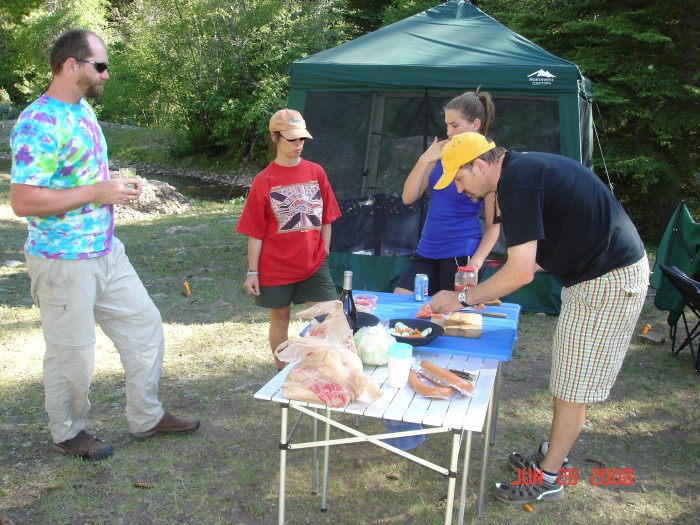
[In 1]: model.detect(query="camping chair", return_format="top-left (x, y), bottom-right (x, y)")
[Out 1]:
top-left (651, 201), bottom-right (700, 372)
top-left (658, 265), bottom-right (700, 373)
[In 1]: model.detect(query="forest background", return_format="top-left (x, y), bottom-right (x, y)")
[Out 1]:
top-left (0, 0), bottom-right (698, 241)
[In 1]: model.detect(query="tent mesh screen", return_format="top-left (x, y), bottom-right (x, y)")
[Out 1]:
top-left (303, 90), bottom-right (560, 256)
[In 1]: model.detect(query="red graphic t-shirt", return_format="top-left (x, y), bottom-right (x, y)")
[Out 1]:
top-left (235, 159), bottom-right (341, 286)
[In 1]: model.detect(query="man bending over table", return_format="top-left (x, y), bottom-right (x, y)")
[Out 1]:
top-left (429, 132), bottom-right (648, 505)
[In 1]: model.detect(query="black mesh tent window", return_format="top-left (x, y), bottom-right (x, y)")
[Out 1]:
top-left (302, 90), bottom-right (561, 257)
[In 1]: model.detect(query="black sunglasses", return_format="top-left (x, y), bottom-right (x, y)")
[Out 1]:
top-left (75, 59), bottom-right (108, 73)
top-left (279, 133), bottom-right (307, 143)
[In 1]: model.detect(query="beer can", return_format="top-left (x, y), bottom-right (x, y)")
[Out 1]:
top-left (414, 274), bottom-right (429, 302)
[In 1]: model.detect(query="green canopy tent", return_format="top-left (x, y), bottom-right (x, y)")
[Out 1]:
top-left (287, 0), bottom-right (591, 311)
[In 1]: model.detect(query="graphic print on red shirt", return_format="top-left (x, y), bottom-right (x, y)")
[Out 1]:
top-left (271, 183), bottom-right (323, 232)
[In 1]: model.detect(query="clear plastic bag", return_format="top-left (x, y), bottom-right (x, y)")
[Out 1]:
top-left (296, 300), bottom-right (356, 353)
top-left (275, 301), bottom-right (383, 407)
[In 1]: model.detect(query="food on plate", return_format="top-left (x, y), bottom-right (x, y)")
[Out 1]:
top-left (416, 303), bottom-right (433, 318)
top-left (407, 369), bottom-right (456, 399)
top-left (390, 321), bottom-right (432, 338)
top-left (419, 361), bottom-right (474, 395)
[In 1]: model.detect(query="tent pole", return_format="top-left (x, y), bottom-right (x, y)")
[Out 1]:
top-left (423, 89), bottom-right (429, 151)
top-left (420, 89), bottom-right (429, 231)
top-left (361, 93), bottom-right (377, 197)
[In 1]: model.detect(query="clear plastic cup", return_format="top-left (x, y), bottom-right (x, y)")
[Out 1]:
top-left (355, 294), bottom-right (378, 312)
top-left (119, 167), bottom-right (137, 189)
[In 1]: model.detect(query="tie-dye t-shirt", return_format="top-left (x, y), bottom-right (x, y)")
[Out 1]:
top-left (10, 94), bottom-right (113, 259)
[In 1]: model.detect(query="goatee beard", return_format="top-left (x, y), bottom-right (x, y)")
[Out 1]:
top-left (78, 78), bottom-right (103, 99)
top-left (84, 85), bottom-right (103, 99)
top-left (461, 191), bottom-right (483, 204)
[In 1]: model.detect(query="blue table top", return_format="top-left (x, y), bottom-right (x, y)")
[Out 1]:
top-left (364, 291), bottom-right (521, 362)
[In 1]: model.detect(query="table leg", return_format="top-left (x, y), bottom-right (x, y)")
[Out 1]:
top-left (444, 431), bottom-right (461, 525)
top-left (477, 386), bottom-right (495, 518)
top-left (457, 431), bottom-right (472, 524)
top-left (321, 407), bottom-right (332, 512)
top-left (279, 404), bottom-right (289, 525)
top-left (490, 364), bottom-right (501, 446)
top-left (312, 409), bottom-right (319, 495)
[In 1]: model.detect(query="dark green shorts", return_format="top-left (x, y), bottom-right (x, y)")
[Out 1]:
top-left (254, 259), bottom-right (338, 309)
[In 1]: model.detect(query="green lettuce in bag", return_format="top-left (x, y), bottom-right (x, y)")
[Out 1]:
top-left (353, 324), bottom-right (397, 365)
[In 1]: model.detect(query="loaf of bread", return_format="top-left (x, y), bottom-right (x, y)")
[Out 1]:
top-left (440, 312), bottom-right (482, 338)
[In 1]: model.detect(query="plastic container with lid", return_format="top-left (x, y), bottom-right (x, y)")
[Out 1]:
top-left (387, 342), bottom-right (413, 388)
top-left (454, 266), bottom-right (477, 292)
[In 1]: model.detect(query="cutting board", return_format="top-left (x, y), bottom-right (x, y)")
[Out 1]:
top-left (432, 312), bottom-right (482, 338)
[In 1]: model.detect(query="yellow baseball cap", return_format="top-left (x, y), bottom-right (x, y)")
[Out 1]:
top-left (434, 132), bottom-right (496, 190)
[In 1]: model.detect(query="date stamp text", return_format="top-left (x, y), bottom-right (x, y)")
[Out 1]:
top-left (512, 467), bottom-right (634, 486)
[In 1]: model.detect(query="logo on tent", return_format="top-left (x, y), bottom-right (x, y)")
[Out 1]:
top-left (528, 69), bottom-right (556, 86)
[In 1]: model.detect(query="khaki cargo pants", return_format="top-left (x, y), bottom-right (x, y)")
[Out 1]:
top-left (26, 238), bottom-right (165, 443)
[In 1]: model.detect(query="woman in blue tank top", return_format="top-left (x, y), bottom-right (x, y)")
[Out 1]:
top-left (393, 90), bottom-right (501, 296)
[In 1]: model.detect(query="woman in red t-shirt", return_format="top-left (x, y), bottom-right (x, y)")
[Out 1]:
top-left (236, 109), bottom-right (341, 370)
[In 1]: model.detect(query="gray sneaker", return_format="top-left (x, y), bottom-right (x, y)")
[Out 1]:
top-left (508, 441), bottom-right (570, 472)
top-left (492, 471), bottom-right (565, 504)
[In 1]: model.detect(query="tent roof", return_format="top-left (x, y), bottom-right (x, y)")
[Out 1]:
top-left (289, 0), bottom-right (582, 94)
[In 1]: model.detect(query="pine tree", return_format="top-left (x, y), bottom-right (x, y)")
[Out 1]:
top-left (480, 0), bottom-right (700, 239)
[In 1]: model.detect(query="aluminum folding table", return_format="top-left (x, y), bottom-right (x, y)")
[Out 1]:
top-left (254, 292), bottom-right (520, 524)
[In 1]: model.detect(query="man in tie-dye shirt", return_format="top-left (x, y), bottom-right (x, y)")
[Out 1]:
top-left (10, 29), bottom-right (200, 460)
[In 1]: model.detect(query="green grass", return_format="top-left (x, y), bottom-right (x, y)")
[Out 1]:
top-left (100, 123), bottom-right (253, 174)
top-left (1, 153), bottom-right (699, 524)
top-left (1, 118), bottom-right (252, 176)
top-left (99, 123), bottom-right (182, 166)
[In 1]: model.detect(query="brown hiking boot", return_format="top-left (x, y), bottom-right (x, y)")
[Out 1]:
top-left (130, 411), bottom-right (201, 440)
top-left (51, 430), bottom-right (113, 461)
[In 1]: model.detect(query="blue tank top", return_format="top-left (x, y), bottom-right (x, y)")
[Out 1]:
top-left (415, 160), bottom-right (483, 259)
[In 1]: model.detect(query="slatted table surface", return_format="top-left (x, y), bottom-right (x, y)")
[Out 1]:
top-left (254, 292), bottom-right (521, 524)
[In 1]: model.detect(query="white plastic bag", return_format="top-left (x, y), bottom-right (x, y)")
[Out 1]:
top-left (275, 301), bottom-right (383, 407)
top-left (296, 300), bottom-right (356, 353)
top-left (276, 337), bottom-right (383, 407)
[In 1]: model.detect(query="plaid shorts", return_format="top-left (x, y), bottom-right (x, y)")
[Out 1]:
top-left (550, 255), bottom-right (649, 403)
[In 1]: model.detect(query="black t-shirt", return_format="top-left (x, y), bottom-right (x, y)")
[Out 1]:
top-left (498, 151), bottom-right (645, 287)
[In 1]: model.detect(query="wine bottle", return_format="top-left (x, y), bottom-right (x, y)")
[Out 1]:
top-left (340, 270), bottom-right (357, 331)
